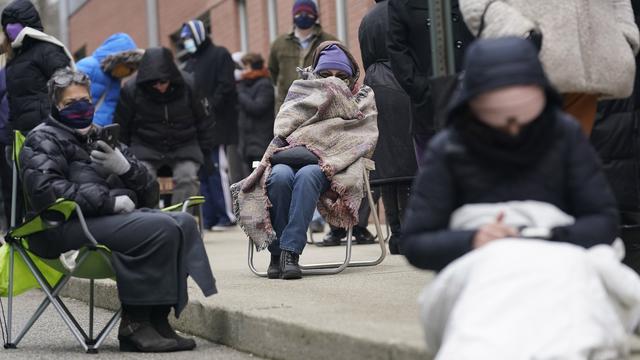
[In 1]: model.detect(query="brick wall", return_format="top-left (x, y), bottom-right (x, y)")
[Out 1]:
top-left (69, 0), bottom-right (376, 74)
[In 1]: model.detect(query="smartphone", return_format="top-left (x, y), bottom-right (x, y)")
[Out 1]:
top-left (99, 124), bottom-right (120, 149)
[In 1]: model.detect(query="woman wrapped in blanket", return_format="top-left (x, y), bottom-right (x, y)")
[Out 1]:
top-left (233, 41), bottom-right (378, 280)
top-left (20, 68), bottom-right (217, 353)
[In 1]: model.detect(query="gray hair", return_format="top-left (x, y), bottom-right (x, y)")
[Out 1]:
top-left (47, 68), bottom-right (91, 105)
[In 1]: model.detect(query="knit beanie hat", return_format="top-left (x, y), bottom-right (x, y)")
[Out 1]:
top-left (314, 44), bottom-right (353, 76)
top-left (181, 20), bottom-right (206, 46)
top-left (292, 0), bottom-right (318, 17)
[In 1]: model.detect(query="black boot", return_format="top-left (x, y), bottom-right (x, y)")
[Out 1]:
top-left (388, 235), bottom-right (400, 255)
top-left (353, 226), bottom-right (376, 244)
top-left (323, 228), bottom-right (346, 246)
top-left (280, 250), bottom-right (302, 280)
top-left (150, 306), bottom-right (196, 351)
top-left (267, 254), bottom-right (281, 279)
top-left (118, 305), bottom-right (179, 352)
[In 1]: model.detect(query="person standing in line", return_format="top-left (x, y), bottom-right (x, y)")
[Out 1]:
top-left (77, 33), bottom-right (143, 126)
top-left (459, 0), bottom-right (639, 135)
top-left (358, 0), bottom-right (417, 254)
top-left (387, 0), bottom-right (474, 163)
top-left (2, 0), bottom-right (72, 133)
top-left (237, 53), bottom-right (275, 171)
top-left (180, 19), bottom-right (238, 231)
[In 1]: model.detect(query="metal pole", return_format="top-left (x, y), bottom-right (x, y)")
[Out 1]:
top-left (238, 0), bottom-right (249, 52)
top-left (267, 0), bottom-right (278, 43)
top-left (335, 0), bottom-right (348, 46)
top-left (428, 0), bottom-right (455, 76)
top-left (145, 0), bottom-right (159, 47)
top-left (57, 0), bottom-right (69, 47)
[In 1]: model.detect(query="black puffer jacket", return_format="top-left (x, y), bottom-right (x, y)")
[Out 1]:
top-left (114, 47), bottom-right (211, 164)
top-left (182, 38), bottom-right (238, 146)
top-left (20, 118), bottom-right (159, 217)
top-left (359, 0), bottom-right (417, 183)
top-left (237, 74), bottom-right (274, 161)
top-left (387, 0), bottom-right (474, 135)
top-left (2, 0), bottom-right (71, 132)
top-left (402, 38), bottom-right (618, 271)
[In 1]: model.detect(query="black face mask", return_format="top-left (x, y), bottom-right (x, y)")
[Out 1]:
top-left (453, 106), bottom-right (557, 172)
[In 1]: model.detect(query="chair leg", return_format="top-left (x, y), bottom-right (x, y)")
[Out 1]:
top-left (90, 308), bottom-right (121, 352)
top-left (5, 245), bottom-right (15, 348)
top-left (247, 239), bottom-right (267, 277)
top-left (88, 279), bottom-right (94, 343)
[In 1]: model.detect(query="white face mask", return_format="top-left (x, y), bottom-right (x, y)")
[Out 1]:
top-left (183, 38), bottom-right (197, 54)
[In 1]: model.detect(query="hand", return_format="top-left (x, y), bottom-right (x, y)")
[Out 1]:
top-left (113, 195), bottom-right (135, 213)
top-left (90, 141), bottom-right (131, 175)
top-left (472, 212), bottom-right (518, 249)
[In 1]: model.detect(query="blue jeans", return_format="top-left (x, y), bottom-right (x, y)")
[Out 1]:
top-left (199, 146), bottom-right (235, 227)
top-left (267, 164), bottom-right (330, 255)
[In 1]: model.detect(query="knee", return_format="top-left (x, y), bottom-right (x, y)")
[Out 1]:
top-left (294, 165), bottom-right (327, 187)
top-left (172, 212), bottom-right (198, 229)
top-left (267, 164), bottom-right (294, 190)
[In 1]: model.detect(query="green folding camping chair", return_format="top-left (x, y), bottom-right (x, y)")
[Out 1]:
top-left (1, 131), bottom-right (204, 353)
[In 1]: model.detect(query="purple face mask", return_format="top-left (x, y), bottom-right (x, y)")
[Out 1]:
top-left (5, 23), bottom-right (24, 42)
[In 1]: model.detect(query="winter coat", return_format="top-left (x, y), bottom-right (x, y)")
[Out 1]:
top-left (20, 117), bottom-right (159, 216)
top-left (359, 0), bottom-right (417, 183)
top-left (268, 24), bottom-right (338, 112)
top-left (0, 68), bottom-right (10, 145)
top-left (387, 0), bottom-right (475, 135)
top-left (459, 0), bottom-right (640, 99)
top-left (237, 73), bottom-right (274, 161)
top-left (182, 38), bottom-right (238, 146)
top-left (77, 33), bottom-right (138, 126)
top-left (2, 0), bottom-right (71, 132)
top-left (402, 38), bottom-right (619, 272)
top-left (114, 47), bottom-right (211, 165)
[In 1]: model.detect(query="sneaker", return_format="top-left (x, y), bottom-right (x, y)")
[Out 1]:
top-left (209, 222), bottom-right (236, 232)
top-left (280, 250), bottom-right (302, 280)
top-left (323, 229), bottom-right (346, 246)
top-left (267, 254), bottom-right (281, 279)
top-left (353, 226), bottom-right (376, 245)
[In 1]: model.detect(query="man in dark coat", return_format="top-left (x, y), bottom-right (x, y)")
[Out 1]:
top-left (387, 0), bottom-right (474, 162)
top-left (402, 37), bottom-right (619, 271)
top-left (2, 0), bottom-right (71, 132)
top-left (359, 0), bottom-right (417, 254)
top-left (590, 0), bottom-right (640, 274)
top-left (181, 20), bottom-right (237, 230)
top-left (114, 47), bottom-right (212, 206)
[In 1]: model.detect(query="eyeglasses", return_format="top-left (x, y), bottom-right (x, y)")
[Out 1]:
top-left (51, 70), bottom-right (90, 88)
top-left (317, 71), bottom-right (350, 82)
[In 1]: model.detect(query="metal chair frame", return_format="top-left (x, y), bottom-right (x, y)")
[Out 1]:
top-left (248, 167), bottom-right (387, 276)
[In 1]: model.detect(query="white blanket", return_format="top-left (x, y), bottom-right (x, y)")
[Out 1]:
top-left (421, 201), bottom-right (640, 360)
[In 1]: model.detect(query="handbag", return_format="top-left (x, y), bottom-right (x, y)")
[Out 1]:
top-left (271, 146), bottom-right (319, 168)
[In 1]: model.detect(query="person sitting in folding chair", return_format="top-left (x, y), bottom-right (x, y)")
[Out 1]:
top-left (233, 41), bottom-right (378, 280)
top-left (19, 68), bottom-right (217, 352)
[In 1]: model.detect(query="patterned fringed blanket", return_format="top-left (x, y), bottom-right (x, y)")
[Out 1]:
top-left (231, 75), bottom-right (378, 251)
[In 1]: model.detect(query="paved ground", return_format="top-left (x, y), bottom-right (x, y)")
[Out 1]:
top-left (0, 291), bottom-right (262, 359)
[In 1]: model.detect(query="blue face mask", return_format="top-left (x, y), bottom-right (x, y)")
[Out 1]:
top-left (293, 13), bottom-right (316, 30)
top-left (183, 38), bottom-right (197, 54)
top-left (58, 99), bottom-right (94, 129)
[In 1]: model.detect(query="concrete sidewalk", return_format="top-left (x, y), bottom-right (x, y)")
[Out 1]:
top-left (60, 226), bottom-right (640, 360)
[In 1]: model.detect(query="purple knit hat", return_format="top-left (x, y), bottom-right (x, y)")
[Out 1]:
top-left (292, 0), bottom-right (318, 17)
top-left (314, 44), bottom-right (353, 76)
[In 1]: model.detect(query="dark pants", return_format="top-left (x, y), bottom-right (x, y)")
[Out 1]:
top-left (0, 145), bottom-right (11, 228)
top-left (267, 164), bottom-right (330, 255)
top-left (413, 133), bottom-right (434, 166)
top-left (381, 182), bottom-right (412, 245)
top-left (29, 210), bottom-right (216, 315)
top-left (199, 145), bottom-right (235, 228)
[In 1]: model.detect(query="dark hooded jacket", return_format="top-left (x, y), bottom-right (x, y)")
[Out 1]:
top-left (2, 0), bottom-right (71, 132)
top-left (359, 0), bottom-right (417, 183)
top-left (387, 0), bottom-right (475, 135)
top-left (401, 37), bottom-right (619, 271)
top-left (114, 47), bottom-right (212, 165)
top-left (182, 38), bottom-right (238, 146)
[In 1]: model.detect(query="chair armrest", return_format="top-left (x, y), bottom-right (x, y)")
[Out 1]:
top-left (161, 196), bottom-right (205, 212)
top-left (9, 199), bottom-right (77, 238)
